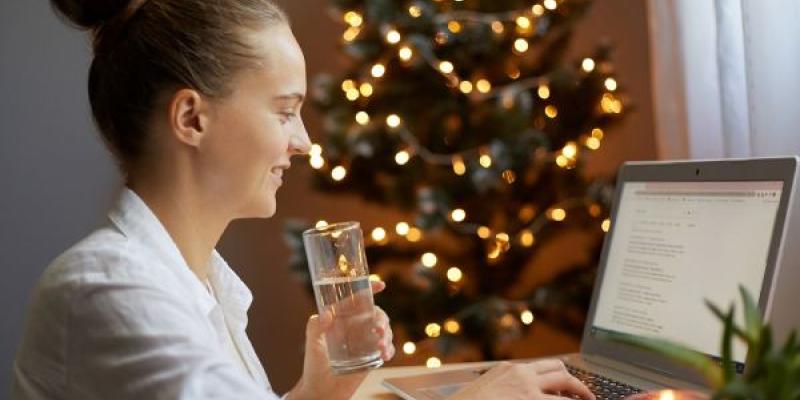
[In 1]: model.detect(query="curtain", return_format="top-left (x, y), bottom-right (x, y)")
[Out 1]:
top-left (647, 0), bottom-right (800, 159)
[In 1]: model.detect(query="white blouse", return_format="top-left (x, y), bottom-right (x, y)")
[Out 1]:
top-left (13, 188), bottom-right (282, 399)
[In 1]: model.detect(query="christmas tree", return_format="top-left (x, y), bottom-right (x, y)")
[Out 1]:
top-left (286, 0), bottom-right (627, 365)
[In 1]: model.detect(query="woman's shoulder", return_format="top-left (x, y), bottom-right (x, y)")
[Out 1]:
top-left (37, 224), bottom-right (167, 295)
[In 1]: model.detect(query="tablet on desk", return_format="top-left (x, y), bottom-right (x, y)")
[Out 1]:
top-left (382, 366), bottom-right (488, 400)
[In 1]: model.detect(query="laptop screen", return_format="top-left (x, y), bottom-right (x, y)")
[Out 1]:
top-left (591, 181), bottom-right (784, 370)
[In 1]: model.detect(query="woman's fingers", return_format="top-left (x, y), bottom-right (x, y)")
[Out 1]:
top-left (373, 306), bottom-right (394, 361)
top-left (536, 369), bottom-right (595, 400)
top-left (370, 280), bottom-right (386, 294)
top-left (528, 359), bottom-right (569, 374)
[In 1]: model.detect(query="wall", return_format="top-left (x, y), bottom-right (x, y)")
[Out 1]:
top-left (0, 0), bottom-right (655, 395)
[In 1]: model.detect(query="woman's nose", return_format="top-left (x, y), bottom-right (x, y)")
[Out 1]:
top-left (289, 119), bottom-right (312, 156)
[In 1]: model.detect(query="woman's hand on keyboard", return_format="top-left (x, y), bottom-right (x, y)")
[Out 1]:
top-left (448, 359), bottom-right (595, 400)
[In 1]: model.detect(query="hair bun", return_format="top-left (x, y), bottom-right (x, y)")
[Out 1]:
top-left (50, 0), bottom-right (134, 30)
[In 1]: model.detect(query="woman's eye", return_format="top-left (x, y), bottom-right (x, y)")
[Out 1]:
top-left (279, 112), bottom-right (296, 124)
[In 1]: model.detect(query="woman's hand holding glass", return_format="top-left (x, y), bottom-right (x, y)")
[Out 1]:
top-left (287, 280), bottom-right (394, 400)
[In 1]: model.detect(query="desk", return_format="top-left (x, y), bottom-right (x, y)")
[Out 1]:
top-left (352, 362), bottom-right (495, 399)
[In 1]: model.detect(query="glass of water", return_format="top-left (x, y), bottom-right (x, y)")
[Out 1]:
top-left (302, 221), bottom-right (383, 374)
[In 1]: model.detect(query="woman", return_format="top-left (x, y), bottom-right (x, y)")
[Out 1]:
top-left (13, 0), bottom-right (595, 399)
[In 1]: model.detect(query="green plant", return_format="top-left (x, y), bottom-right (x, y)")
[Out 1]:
top-left (615, 286), bottom-right (800, 400)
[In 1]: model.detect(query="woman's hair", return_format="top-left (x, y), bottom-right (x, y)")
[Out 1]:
top-left (50, 0), bottom-right (288, 170)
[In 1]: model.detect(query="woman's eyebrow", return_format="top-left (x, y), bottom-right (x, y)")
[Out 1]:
top-left (272, 93), bottom-right (305, 104)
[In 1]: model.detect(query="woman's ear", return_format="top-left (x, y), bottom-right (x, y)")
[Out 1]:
top-left (168, 88), bottom-right (210, 148)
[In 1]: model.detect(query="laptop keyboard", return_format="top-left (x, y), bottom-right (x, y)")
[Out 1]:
top-left (567, 364), bottom-right (644, 400)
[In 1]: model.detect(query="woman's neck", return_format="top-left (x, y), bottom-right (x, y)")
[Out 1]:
top-left (127, 174), bottom-right (230, 283)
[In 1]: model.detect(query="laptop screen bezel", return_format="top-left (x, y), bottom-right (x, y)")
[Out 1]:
top-left (580, 157), bottom-right (798, 386)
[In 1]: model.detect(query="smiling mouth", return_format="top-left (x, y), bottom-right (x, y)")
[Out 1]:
top-left (270, 165), bottom-right (289, 183)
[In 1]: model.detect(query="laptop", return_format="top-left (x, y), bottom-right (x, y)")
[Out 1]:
top-left (384, 157), bottom-right (800, 400)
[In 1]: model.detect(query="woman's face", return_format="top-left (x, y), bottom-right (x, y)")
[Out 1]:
top-left (199, 24), bottom-right (310, 219)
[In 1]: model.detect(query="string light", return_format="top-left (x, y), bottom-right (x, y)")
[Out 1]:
top-left (447, 267), bottom-right (463, 282)
top-left (385, 29), bottom-right (401, 44)
top-left (502, 169), bottom-right (516, 184)
top-left (315, 220), bottom-right (329, 229)
top-left (452, 155), bottom-right (467, 175)
top-left (532, 4), bottom-right (545, 16)
top-left (588, 203), bottom-right (602, 217)
top-left (477, 226), bottom-right (491, 239)
top-left (331, 166), bottom-right (347, 181)
top-left (507, 65), bottom-right (521, 79)
top-left (544, 0), bottom-right (558, 10)
top-left (309, 156), bottom-right (325, 169)
top-left (479, 153), bottom-right (492, 168)
top-left (581, 57), bottom-right (596, 72)
top-left (496, 232), bottom-right (510, 244)
top-left (537, 84), bottom-right (550, 99)
top-left (359, 82), bottom-right (374, 97)
top-left (515, 16), bottom-right (531, 29)
top-left (556, 155), bottom-right (571, 168)
top-left (601, 93), bottom-right (623, 114)
top-left (544, 105), bottom-right (558, 118)
top-left (520, 230), bottom-right (535, 247)
top-left (310, 143), bottom-right (322, 156)
top-left (491, 20), bottom-right (505, 34)
top-left (500, 313), bottom-right (516, 328)
top-left (451, 208), bottom-right (466, 222)
top-left (426, 357), bottom-right (442, 368)
top-left (386, 114), bottom-right (402, 128)
top-left (585, 136), bottom-right (601, 150)
top-left (521, 310), bottom-right (534, 325)
top-left (343, 26), bottom-right (360, 42)
top-left (562, 141), bottom-right (577, 158)
top-left (421, 252), bottom-right (438, 268)
top-left (398, 45), bottom-right (414, 61)
top-left (602, 218), bottom-right (611, 232)
top-left (395, 222), bottom-right (410, 235)
top-left (345, 88), bottom-right (360, 101)
top-left (371, 227), bottom-right (387, 242)
top-left (604, 77), bottom-right (618, 91)
top-left (425, 322), bottom-right (442, 337)
top-left (355, 111), bottom-right (370, 125)
top-left (402, 341), bottom-right (416, 354)
top-left (513, 38), bottom-right (529, 53)
top-left (341, 79), bottom-right (356, 92)
top-left (549, 208), bottom-right (566, 221)
top-left (369, 274), bottom-right (382, 282)
top-left (438, 61), bottom-right (454, 74)
top-left (395, 150), bottom-right (411, 165)
top-left (343, 11), bottom-right (363, 27)
top-left (476, 79), bottom-right (492, 93)
top-left (448, 20), bottom-right (462, 33)
top-left (459, 80), bottom-right (473, 94)
top-left (408, 5), bottom-right (422, 18)
top-left (371, 63), bottom-right (386, 78)
top-left (444, 319), bottom-right (461, 333)
top-left (434, 31), bottom-right (448, 45)
top-left (591, 128), bottom-right (605, 140)
top-left (406, 227), bottom-right (423, 242)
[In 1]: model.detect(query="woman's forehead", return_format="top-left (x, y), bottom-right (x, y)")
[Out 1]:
top-left (243, 26), bottom-right (306, 95)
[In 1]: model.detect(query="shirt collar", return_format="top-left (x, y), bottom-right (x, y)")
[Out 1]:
top-left (208, 250), bottom-right (253, 326)
top-left (107, 187), bottom-right (218, 316)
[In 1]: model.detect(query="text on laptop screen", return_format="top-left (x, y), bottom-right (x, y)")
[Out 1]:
top-left (592, 181), bottom-right (783, 365)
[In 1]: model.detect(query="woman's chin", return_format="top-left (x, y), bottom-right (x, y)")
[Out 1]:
top-left (238, 195), bottom-right (277, 219)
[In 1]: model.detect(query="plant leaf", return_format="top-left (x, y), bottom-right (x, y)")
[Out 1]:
top-left (739, 285), bottom-right (762, 341)
top-left (722, 305), bottom-right (736, 382)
